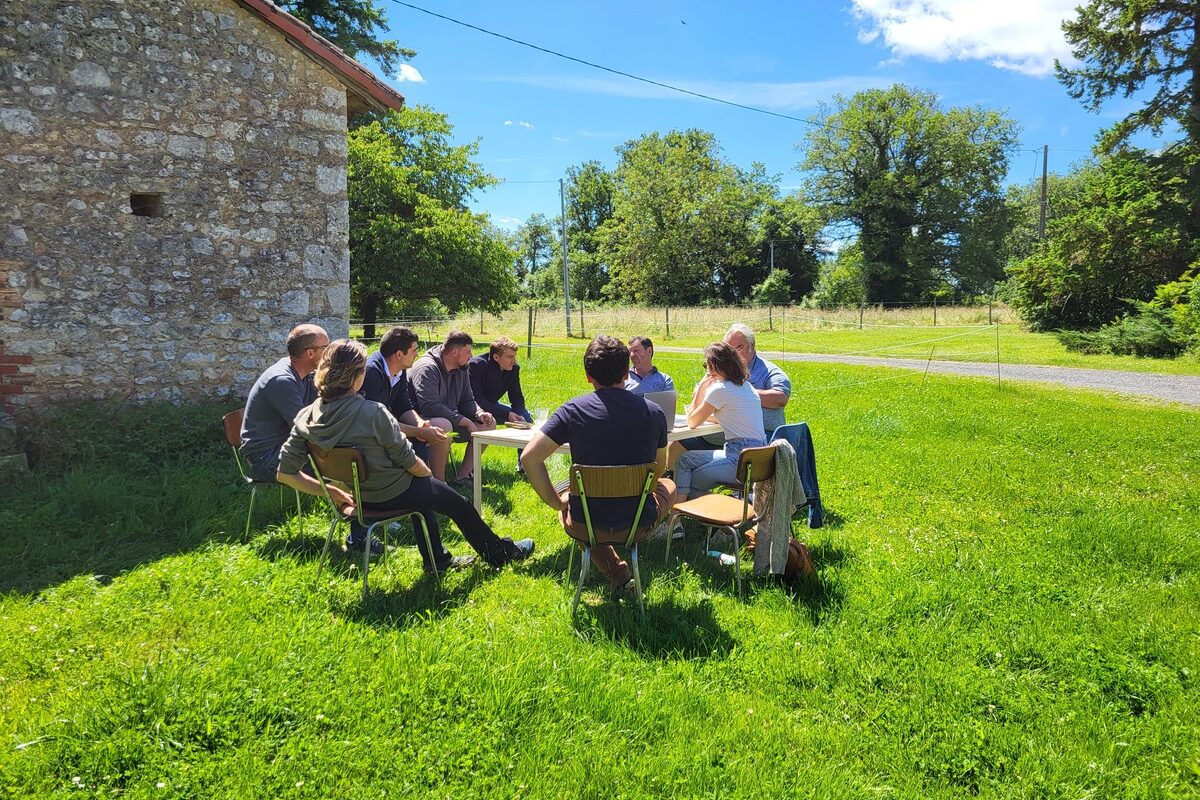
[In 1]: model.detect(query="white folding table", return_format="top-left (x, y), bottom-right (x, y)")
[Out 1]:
top-left (470, 418), bottom-right (724, 511)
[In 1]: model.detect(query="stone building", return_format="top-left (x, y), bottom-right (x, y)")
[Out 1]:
top-left (0, 0), bottom-right (404, 415)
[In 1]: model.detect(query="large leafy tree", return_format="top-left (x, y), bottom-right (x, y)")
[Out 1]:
top-left (282, 0), bottom-right (413, 78)
top-left (801, 85), bottom-right (1018, 302)
top-left (751, 195), bottom-right (824, 301)
top-left (348, 107), bottom-right (516, 337)
top-left (601, 130), bottom-right (775, 305)
top-left (562, 161), bottom-right (615, 301)
top-left (514, 213), bottom-right (555, 288)
top-left (1007, 150), bottom-right (1191, 330)
top-left (1056, 0), bottom-right (1200, 253)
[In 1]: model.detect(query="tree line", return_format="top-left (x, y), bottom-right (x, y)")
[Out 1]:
top-left (295, 0), bottom-right (1198, 356)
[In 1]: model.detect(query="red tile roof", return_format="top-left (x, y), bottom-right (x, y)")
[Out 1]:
top-left (235, 0), bottom-right (405, 114)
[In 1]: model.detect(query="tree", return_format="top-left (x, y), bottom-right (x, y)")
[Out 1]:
top-left (750, 268), bottom-right (793, 305)
top-left (601, 130), bottom-right (775, 305)
top-left (801, 85), bottom-right (1018, 302)
top-left (282, 0), bottom-right (413, 79)
top-left (1057, 0), bottom-right (1200, 261)
top-left (514, 213), bottom-right (554, 287)
top-left (1004, 165), bottom-right (1099, 265)
top-left (348, 107), bottom-right (516, 337)
top-left (752, 195), bottom-right (824, 301)
top-left (1007, 150), bottom-right (1191, 330)
top-left (562, 161), bottom-right (615, 300)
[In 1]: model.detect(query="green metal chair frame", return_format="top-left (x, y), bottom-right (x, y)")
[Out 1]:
top-left (664, 444), bottom-right (778, 600)
top-left (566, 463), bottom-right (657, 616)
top-left (306, 443), bottom-right (439, 603)
top-left (222, 408), bottom-right (302, 540)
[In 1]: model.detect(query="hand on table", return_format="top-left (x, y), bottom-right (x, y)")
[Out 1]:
top-left (507, 411), bottom-right (525, 424)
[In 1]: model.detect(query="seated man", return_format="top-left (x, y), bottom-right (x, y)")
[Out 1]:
top-left (359, 326), bottom-right (450, 468)
top-left (408, 330), bottom-right (496, 483)
top-left (624, 335), bottom-right (674, 395)
top-left (679, 322), bottom-right (792, 451)
top-left (468, 336), bottom-right (532, 473)
top-left (239, 324), bottom-right (327, 482)
top-left (521, 335), bottom-right (676, 598)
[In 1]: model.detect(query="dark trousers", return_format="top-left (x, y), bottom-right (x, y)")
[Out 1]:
top-left (350, 476), bottom-right (519, 570)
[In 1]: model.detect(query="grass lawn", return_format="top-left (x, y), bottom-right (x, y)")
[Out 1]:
top-left (359, 304), bottom-right (1200, 376)
top-left (1, 351), bottom-right (1198, 798)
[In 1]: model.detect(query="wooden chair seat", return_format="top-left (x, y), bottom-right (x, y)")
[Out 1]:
top-left (672, 494), bottom-right (756, 527)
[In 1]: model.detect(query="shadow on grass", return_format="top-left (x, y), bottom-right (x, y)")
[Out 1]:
top-left (337, 565), bottom-right (502, 629)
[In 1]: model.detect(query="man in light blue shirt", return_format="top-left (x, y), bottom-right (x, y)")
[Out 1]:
top-left (625, 336), bottom-right (675, 395)
top-left (725, 323), bottom-right (790, 434)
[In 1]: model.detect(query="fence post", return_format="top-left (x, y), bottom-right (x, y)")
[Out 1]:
top-left (859, 304), bottom-right (864, 330)
top-left (933, 297), bottom-right (938, 326)
top-left (768, 303), bottom-right (773, 332)
top-left (665, 305), bottom-right (670, 339)
top-left (479, 308), bottom-right (484, 334)
top-left (580, 303), bottom-right (585, 338)
top-left (988, 295), bottom-right (993, 325)
top-left (526, 305), bottom-right (533, 359)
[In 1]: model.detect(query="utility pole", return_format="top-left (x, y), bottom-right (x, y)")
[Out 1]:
top-left (769, 239), bottom-right (775, 272)
top-left (1038, 144), bottom-right (1049, 239)
top-left (559, 178), bottom-right (572, 337)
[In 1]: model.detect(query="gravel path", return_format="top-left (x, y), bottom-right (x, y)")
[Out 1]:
top-left (657, 347), bottom-right (1200, 406)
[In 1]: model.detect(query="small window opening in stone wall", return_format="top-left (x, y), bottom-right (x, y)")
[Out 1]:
top-left (130, 193), bottom-right (163, 217)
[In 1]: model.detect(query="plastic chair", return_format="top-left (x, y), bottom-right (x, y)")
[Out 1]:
top-left (221, 408), bottom-right (302, 540)
top-left (306, 443), bottom-right (439, 602)
top-left (664, 444), bottom-right (778, 600)
top-left (565, 463), bottom-right (657, 616)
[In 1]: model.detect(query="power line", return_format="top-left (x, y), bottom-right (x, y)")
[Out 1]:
top-left (386, 0), bottom-right (853, 133)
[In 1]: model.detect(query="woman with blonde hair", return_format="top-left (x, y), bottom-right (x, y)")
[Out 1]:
top-left (276, 339), bottom-right (534, 568)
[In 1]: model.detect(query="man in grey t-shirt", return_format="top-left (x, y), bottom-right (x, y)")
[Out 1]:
top-left (239, 324), bottom-right (328, 482)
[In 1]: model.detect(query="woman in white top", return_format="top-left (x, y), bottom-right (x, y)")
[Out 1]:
top-left (669, 341), bottom-right (767, 514)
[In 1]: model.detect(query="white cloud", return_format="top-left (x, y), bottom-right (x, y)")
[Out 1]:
top-left (851, 0), bottom-right (1078, 76)
top-left (552, 136), bottom-right (570, 143)
top-left (495, 216), bottom-right (522, 229)
top-left (503, 119), bottom-right (536, 129)
top-left (489, 75), bottom-right (891, 110)
top-left (397, 64), bottom-right (425, 83)
top-left (519, 121), bottom-right (535, 129)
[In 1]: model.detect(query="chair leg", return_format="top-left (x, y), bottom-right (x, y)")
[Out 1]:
top-left (705, 526), bottom-right (712, 552)
top-left (664, 512), bottom-right (680, 564)
top-left (244, 485), bottom-right (257, 541)
top-left (315, 517), bottom-right (338, 586)
top-left (415, 514), bottom-right (439, 583)
top-left (565, 545), bottom-right (575, 589)
top-left (361, 522), bottom-right (377, 603)
top-left (294, 488), bottom-right (303, 520)
top-left (571, 547), bottom-right (591, 616)
top-left (730, 526), bottom-right (744, 601)
top-left (630, 543), bottom-right (645, 616)
top-left (278, 483), bottom-right (285, 510)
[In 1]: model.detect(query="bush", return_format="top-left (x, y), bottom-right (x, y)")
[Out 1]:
top-left (1056, 303), bottom-right (1190, 358)
top-left (750, 268), bottom-right (792, 305)
top-left (806, 245), bottom-right (866, 309)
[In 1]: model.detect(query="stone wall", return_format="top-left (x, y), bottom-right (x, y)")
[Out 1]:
top-left (0, 0), bottom-right (353, 413)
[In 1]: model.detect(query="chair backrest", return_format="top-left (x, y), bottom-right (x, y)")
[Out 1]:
top-left (307, 443), bottom-right (368, 486)
top-left (736, 444), bottom-right (778, 486)
top-left (569, 463), bottom-right (656, 499)
top-left (221, 408), bottom-right (245, 447)
top-left (569, 463), bottom-right (657, 548)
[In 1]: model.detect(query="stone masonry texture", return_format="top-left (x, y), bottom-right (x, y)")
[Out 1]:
top-left (0, 0), bottom-right (354, 414)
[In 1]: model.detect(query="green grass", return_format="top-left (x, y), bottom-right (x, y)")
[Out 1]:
top-left (365, 303), bottom-right (1200, 375)
top-left (1, 353), bottom-right (1198, 798)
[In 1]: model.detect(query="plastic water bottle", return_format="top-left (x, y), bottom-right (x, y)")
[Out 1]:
top-left (708, 550), bottom-right (736, 566)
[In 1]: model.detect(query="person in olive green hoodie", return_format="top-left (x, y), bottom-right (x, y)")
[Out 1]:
top-left (277, 339), bottom-right (534, 569)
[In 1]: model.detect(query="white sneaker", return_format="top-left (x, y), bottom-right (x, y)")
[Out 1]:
top-left (671, 523), bottom-right (686, 541)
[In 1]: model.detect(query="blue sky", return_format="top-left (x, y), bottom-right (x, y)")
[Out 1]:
top-left (369, 0), bottom-right (1156, 230)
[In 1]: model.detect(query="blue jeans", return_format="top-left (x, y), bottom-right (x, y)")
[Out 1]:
top-left (674, 437), bottom-right (764, 498)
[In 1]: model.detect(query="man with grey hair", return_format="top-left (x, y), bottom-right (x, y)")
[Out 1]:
top-left (724, 323), bottom-right (790, 434)
top-left (240, 324), bottom-right (328, 482)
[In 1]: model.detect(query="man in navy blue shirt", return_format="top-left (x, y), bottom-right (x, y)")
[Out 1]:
top-left (468, 336), bottom-right (531, 425)
top-left (625, 335), bottom-right (675, 395)
top-left (521, 335), bottom-right (676, 597)
top-left (358, 326), bottom-right (449, 467)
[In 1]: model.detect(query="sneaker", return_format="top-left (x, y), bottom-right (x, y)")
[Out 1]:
top-left (442, 554), bottom-right (476, 571)
top-left (345, 535), bottom-right (383, 557)
top-left (611, 578), bottom-right (637, 602)
top-left (511, 538), bottom-right (535, 560)
top-left (671, 523), bottom-right (687, 541)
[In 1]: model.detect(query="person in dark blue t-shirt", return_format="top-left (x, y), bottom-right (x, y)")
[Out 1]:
top-left (358, 326), bottom-right (450, 469)
top-left (521, 335), bottom-right (676, 596)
